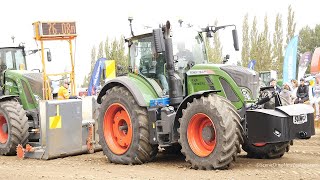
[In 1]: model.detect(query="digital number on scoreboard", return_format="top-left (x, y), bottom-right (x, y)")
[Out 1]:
top-left (35, 22), bottom-right (77, 38)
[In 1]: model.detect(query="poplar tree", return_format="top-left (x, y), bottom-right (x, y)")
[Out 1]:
top-left (249, 16), bottom-right (259, 69)
top-left (272, 14), bottom-right (284, 77)
top-left (241, 13), bottom-right (250, 67)
top-left (97, 41), bottom-right (104, 58)
top-left (212, 20), bottom-right (223, 63)
top-left (286, 5), bottom-right (296, 46)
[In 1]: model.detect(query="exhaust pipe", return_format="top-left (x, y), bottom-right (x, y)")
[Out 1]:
top-left (163, 21), bottom-right (183, 105)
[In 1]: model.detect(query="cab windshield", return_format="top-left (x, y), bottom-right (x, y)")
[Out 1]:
top-left (0, 48), bottom-right (27, 71)
top-left (172, 27), bottom-right (207, 73)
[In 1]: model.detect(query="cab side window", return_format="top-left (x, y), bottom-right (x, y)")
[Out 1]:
top-left (5, 51), bottom-right (14, 69)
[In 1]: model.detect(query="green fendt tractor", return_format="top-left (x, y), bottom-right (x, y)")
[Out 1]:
top-left (97, 20), bottom-right (315, 170)
top-left (0, 46), bottom-right (44, 155)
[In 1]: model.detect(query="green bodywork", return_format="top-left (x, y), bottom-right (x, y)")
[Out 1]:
top-left (187, 64), bottom-right (245, 110)
top-left (125, 64), bottom-right (246, 110)
top-left (3, 70), bottom-right (39, 110)
top-left (127, 73), bottom-right (161, 106)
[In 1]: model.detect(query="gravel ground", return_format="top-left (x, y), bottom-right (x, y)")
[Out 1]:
top-left (0, 129), bottom-right (319, 180)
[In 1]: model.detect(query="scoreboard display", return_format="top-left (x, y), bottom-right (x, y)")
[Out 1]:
top-left (34, 22), bottom-right (77, 39)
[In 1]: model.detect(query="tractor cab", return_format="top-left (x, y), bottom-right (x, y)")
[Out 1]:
top-left (0, 46), bottom-right (27, 72)
top-left (128, 26), bottom-right (207, 95)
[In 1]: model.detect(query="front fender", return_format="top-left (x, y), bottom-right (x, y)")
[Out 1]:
top-left (97, 74), bottom-right (160, 107)
top-left (175, 90), bottom-right (220, 122)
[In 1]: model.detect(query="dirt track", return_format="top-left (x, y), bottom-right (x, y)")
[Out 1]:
top-left (1, 129), bottom-right (320, 180)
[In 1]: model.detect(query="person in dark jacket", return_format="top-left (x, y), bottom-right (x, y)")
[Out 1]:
top-left (269, 78), bottom-right (281, 93)
top-left (294, 78), bottom-right (309, 104)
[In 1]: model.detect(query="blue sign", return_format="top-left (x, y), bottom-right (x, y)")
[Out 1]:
top-left (87, 58), bottom-right (106, 96)
top-left (248, 60), bottom-right (256, 70)
top-left (283, 36), bottom-right (299, 83)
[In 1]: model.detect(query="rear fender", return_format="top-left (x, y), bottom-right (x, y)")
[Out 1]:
top-left (0, 95), bottom-right (19, 102)
top-left (97, 75), bottom-right (159, 107)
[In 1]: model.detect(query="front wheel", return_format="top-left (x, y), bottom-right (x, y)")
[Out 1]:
top-left (178, 94), bottom-right (243, 170)
top-left (244, 89), bottom-right (291, 158)
top-left (0, 100), bottom-right (29, 155)
top-left (242, 137), bottom-right (290, 159)
top-left (98, 86), bottom-right (157, 164)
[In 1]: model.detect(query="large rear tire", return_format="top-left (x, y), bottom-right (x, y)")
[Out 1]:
top-left (178, 94), bottom-right (243, 170)
top-left (98, 86), bottom-right (157, 164)
top-left (0, 100), bottom-right (29, 155)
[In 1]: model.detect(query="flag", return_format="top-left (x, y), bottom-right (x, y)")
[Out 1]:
top-left (297, 52), bottom-right (312, 81)
top-left (248, 60), bottom-right (256, 70)
top-left (87, 58), bottom-right (106, 96)
top-left (310, 47), bottom-right (320, 75)
top-left (283, 36), bottom-right (298, 83)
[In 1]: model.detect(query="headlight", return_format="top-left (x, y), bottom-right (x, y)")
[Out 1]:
top-left (241, 88), bottom-right (251, 100)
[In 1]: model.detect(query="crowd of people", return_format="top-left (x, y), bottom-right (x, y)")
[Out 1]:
top-left (269, 76), bottom-right (320, 121)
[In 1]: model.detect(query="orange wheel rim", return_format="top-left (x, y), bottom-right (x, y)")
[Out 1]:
top-left (253, 143), bottom-right (266, 147)
top-left (104, 103), bottom-right (132, 155)
top-left (187, 113), bottom-right (216, 157)
top-left (0, 114), bottom-right (8, 144)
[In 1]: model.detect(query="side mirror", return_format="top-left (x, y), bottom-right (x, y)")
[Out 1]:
top-left (153, 28), bottom-right (165, 53)
top-left (47, 51), bottom-right (52, 62)
top-left (206, 31), bottom-right (213, 38)
top-left (223, 54), bottom-right (230, 64)
top-left (232, 29), bottom-right (239, 51)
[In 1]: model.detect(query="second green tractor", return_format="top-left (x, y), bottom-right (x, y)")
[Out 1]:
top-left (97, 20), bottom-right (315, 169)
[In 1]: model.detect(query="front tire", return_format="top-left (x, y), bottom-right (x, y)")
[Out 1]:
top-left (178, 94), bottom-right (242, 170)
top-left (242, 89), bottom-right (291, 159)
top-left (242, 139), bottom-right (289, 159)
top-left (98, 86), bottom-right (157, 164)
top-left (0, 100), bottom-right (29, 155)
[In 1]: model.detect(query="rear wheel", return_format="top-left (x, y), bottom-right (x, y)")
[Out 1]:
top-left (0, 100), bottom-right (29, 155)
top-left (98, 86), bottom-right (157, 164)
top-left (178, 94), bottom-right (243, 170)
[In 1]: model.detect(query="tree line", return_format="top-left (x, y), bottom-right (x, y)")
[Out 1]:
top-left (240, 5), bottom-right (320, 77)
top-left (241, 5), bottom-right (296, 77)
top-left (83, 5), bottom-right (319, 87)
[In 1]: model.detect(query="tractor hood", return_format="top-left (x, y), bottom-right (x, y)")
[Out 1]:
top-left (189, 64), bottom-right (259, 100)
top-left (219, 65), bottom-right (259, 99)
top-left (5, 70), bottom-right (43, 99)
top-left (22, 72), bottom-right (43, 99)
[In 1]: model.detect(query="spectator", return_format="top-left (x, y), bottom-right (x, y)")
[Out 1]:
top-left (294, 78), bottom-right (309, 104)
top-left (291, 79), bottom-right (298, 101)
top-left (259, 77), bottom-right (266, 88)
top-left (269, 78), bottom-right (281, 93)
top-left (58, 79), bottom-right (79, 100)
top-left (280, 83), bottom-right (293, 104)
top-left (310, 77), bottom-right (320, 120)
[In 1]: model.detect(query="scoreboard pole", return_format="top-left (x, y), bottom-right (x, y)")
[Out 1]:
top-left (68, 39), bottom-right (76, 97)
top-left (40, 40), bottom-right (51, 100)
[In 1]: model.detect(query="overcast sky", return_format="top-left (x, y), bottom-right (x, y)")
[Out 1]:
top-left (0, 0), bottom-right (318, 86)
